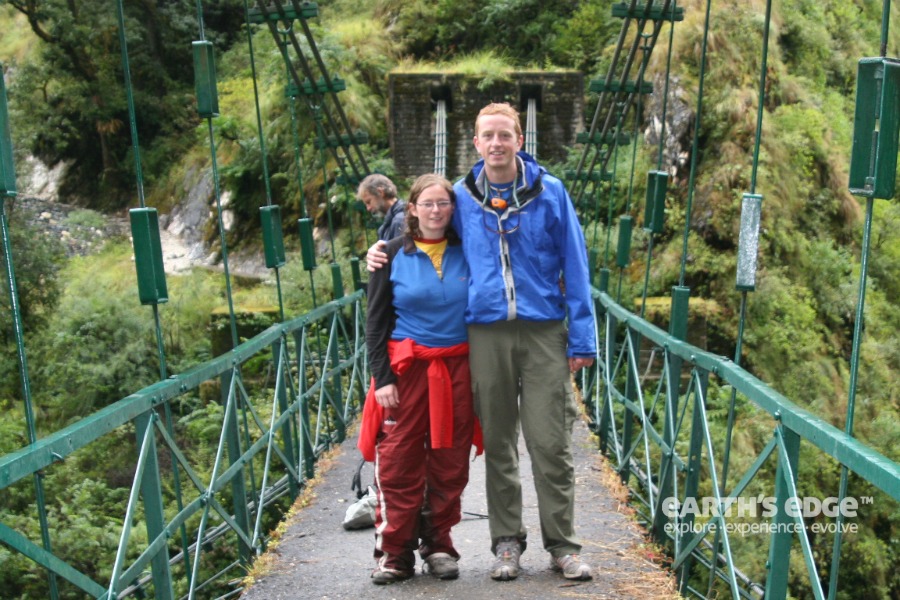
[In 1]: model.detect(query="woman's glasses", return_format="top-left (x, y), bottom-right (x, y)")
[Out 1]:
top-left (416, 201), bottom-right (453, 210)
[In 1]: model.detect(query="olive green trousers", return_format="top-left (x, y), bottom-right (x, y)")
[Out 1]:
top-left (468, 319), bottom-right (581, 557)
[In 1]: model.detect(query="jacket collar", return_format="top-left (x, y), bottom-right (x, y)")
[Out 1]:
top-left (464, 152), bottom-right (544, 209)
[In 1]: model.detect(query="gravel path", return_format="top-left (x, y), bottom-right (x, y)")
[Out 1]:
top-left (239, 416), bottom-right (678, 599)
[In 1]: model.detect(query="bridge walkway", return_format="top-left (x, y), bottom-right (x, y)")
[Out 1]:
top-left (240, 415), bottom-right (678, 599)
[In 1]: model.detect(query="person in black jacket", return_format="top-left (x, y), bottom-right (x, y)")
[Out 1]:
top-left (357, 173), bottom-right (406, 241)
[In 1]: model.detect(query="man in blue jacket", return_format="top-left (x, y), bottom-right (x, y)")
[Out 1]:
top-left (456, 102), bottom-right (596, 582)
top-left (368, 102), bottom-right (596, 582)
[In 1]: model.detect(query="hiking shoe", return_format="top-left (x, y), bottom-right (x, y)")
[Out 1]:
top-left (550, 554), bottom-right (593, 580)
top-left (423, 552), bottom-right (459, 580)
top-left (490, 537), bottom-right (522, 581)
top-left (371, 555), bottom-right (414, 585)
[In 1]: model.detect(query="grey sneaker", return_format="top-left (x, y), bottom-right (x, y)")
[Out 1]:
top-left (371, 554), bottom-right (414, 585)
top-left (551, 554), bottom-right (593, 580)
top-left (490, 537), bottom-right (522, 581)
top-left (423, 552), bottom-right (459, 580)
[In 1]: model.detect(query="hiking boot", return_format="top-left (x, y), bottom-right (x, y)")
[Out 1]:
top-left (490, 537), bottom-right (522, 581)
top-left (550, 554), bottom-right (593, 580)
top-left (371, 554), bottom-right (414, 585)
top-left (423, 552), bottom-right (459, 580)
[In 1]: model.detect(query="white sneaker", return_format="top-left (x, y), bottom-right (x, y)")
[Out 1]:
top-left (551, 553), bottom-right (592, 580)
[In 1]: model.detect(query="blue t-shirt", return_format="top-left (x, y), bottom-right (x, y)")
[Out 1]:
top-left (389, 243), bottom-right (469, 347)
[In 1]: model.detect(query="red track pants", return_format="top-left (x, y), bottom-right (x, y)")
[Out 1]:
top-left (373, 354), bottom-right (474, 564)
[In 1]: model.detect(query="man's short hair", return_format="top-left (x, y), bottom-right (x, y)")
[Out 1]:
top-left (358, 174), bottom-right (397, 200)
top-left (475, 102), bottom-right (523, 137)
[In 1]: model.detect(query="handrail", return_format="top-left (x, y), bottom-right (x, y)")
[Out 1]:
top-left (0, 290), bottom-right (367, 599)
top-left (585, 289), bottom-right (900, 599)
top-left (595, 290), bottom-right (899, 499)
top-left (0, 294), bottom-right (360, 488)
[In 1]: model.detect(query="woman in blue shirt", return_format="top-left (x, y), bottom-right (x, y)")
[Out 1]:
top-left (362, 174), bottom-right (478, 584)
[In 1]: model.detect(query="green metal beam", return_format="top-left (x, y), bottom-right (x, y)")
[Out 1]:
top-left (247, 1), bottom-right (318, 23)
top-left (596, 290), bottom-right (900, 502)
top-left (612, 1), bottom-right (685, 21)
top-left (0, 292), bottom-right (363, 491)
top-left (0, 522), bottom-right (106, 597)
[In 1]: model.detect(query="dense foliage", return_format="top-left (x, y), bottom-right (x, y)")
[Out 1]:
top-left (3, 0), bottom-right (245, 208)
top-left (0, 0), bottom-right (898, 598)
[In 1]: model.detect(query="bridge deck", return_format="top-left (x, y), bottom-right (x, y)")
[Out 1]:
top-left (240, 416), bottom-right (678, 599)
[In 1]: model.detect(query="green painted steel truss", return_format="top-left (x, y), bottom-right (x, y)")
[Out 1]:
top-left (0, 292), bottom-right (368, 599)
top-left (582, 290), bottom-right (900, 600)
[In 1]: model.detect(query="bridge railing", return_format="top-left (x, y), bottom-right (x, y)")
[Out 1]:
top-left (582, 289), bottom-right (900, 600)
top-left (0, 290), bottom-right (368, 599)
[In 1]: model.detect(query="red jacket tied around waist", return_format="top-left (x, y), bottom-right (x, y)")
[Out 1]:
top-left (358, 339), bottom-right (483, 461)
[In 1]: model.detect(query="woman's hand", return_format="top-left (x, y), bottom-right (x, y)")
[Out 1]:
top-left (374, 383), bottom-right (399, 408)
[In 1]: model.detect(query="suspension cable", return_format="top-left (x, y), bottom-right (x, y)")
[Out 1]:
top-left (830, 4), bottom-right (894, 596)
top-left (241, 0), bottom-right (287, 320)
top-left (0, 85), bottom-right (59, 595)
top-left (676, 0), bottom-right (712, 288)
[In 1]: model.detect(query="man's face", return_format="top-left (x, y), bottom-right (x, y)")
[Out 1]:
top-left (359, 190), bottom-right (387, 217)
top-left (473, 114), bottom-right (523, 174)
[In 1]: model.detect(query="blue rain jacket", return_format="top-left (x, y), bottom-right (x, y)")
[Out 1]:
top-left (452, 152), bottom-right (597, 358)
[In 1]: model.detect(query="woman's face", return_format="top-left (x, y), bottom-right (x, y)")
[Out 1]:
top-left (410, 184), bottom-right (454, 239)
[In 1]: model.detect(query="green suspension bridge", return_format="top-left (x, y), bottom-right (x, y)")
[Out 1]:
top-left (0, 1), bottom-right (899, 599)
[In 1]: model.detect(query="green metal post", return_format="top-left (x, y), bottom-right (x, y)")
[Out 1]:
top-left (130, 208), bottom-right (169, 305)
top-left (597, 311), bottom-right (617, 454)
top-left (330, 263), bottom-right (344, 300)
top-left (765, 425), bottom-right (800, 600)
top-left (327, 317), bottom-right (345, 444)
top-left (350, 257), bottom-right (363, 292)
top-left (298, 218), bottom-right (317, 271)
top-left (598, 267), bottom-right (611, 295)
top-left (669, 286), bottom-right (690, 342)
top-left (652, 290), bottom-right (690, 543)
top-left (133, 412), bottom-right (174, 600)
top-left (619, 328), bottom-right (639, 483)
top-left (652, 366), bottom-right (680, 543)
top-left (736, 194), bottom-right (762, 291)
top-left (273, 337), bottom-right (299, 499)
top-left (677, 370), bottom-right (708, 594)
top-left (616, 215), bottom-right (633, 268)
top-left (220, 370), bottom-right (252, 564)
top-left (0, 66), bottom-right (16, 197)
top-left (849, 58), bottom-right (900, 199)
top-left (644, 171), bottom-right (667, 234)
top-left (295, 330), bottom-right (315, 479)
top-left (193, 41), bottom-right (219, 118)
